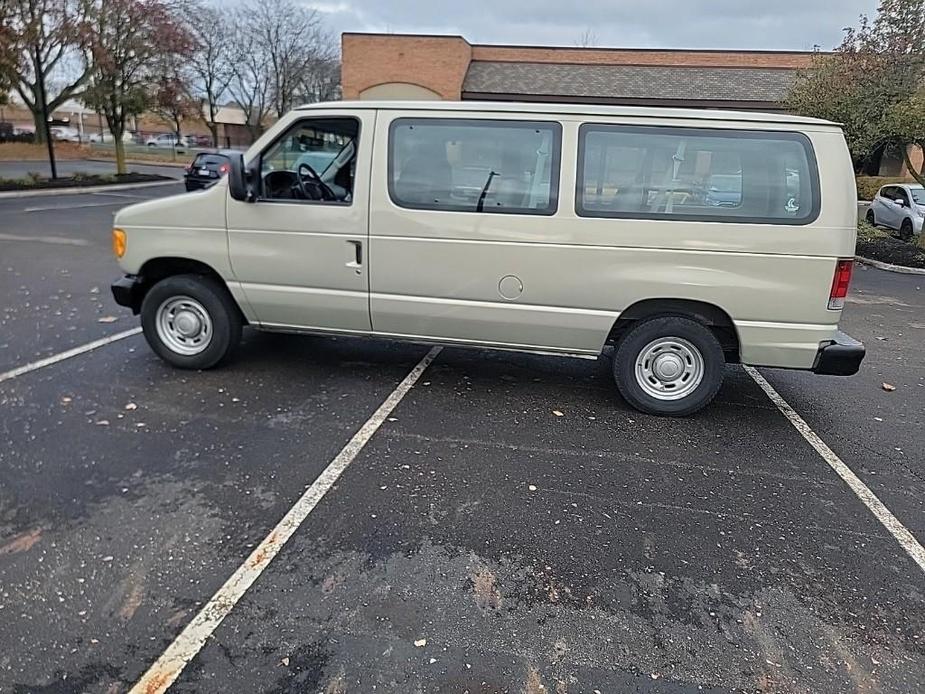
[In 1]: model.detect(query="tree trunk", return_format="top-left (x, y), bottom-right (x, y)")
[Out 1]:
top-left (115, 138), bottom-right (127, 175)
top-left (30, 109), bottom-right (47, 143)
top-left (208, 122), bottom-right (218, 148)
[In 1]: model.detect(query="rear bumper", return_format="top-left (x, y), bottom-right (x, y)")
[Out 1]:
top-left (812, 330), bottom-right (865, 376)
top-left (111, 274), bottom-right (145, 314)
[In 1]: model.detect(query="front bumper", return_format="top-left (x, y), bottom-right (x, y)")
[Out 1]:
top-left (111, 274), bottom-right (145, 314)
top-left (812, 331), bottom-right (865, 376)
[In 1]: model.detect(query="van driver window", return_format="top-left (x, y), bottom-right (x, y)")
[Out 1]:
top-left (577, 124), bottom-right (819, 225)
top-left (260, 118), bottom-right (359, 203)
top-left (388, 118), bottom-right (561, 215)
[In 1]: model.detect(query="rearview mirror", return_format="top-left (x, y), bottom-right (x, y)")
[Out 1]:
top-left (227, 152), bottom-right (257, 202)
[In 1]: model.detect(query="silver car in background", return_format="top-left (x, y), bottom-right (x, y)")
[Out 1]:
top-left (866, 183), bottom-right (925, 241)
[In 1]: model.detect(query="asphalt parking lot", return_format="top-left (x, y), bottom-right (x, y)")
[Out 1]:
top-left (0, 186), bottom-right (923, 693)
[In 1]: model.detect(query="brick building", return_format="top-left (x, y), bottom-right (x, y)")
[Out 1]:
top-left (341, 33), bottom-right (919, 176)
top-left (341, 33), bottom-right (818, 111)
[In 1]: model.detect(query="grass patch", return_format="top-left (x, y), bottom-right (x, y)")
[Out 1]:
top-left (856, 219), bottom-right (890, 241)
top-left (0, 172), bottom-right (171, 192)
top-left (857, 220), bottom-right (925, 268)
top-left (0, 142), bottom-right (87, 161)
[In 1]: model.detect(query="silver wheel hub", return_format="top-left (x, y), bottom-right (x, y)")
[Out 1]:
top-left (174, 310), bottom-right (202, 337)
top-left (155, 296), bottom-right (213, 356)
top-left (635, 337), bottom-right (705, 401)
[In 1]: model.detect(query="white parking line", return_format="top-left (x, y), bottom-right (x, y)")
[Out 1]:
top-left (0, 232), bottom-right (89, 246)
top-left (0, 328), bottom-right (142, 384)
top-left (129, 345), bottom-right (442, 694)
top-left (22, 200), bottom-right (127, 212)
top-left (745, 365), bottom-right (925, 574)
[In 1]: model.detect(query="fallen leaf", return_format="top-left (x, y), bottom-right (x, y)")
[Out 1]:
top-left (280, 657), bottom-right (290, 667)
top-left (124, 403), bottom-right (137, 411)
top-left (414, 638), bottom-right (427, 647)
top-left (95, 420), bottom-right (110, 426)
top-left (101, 555), bottom-right (114, 562)
top-left (552, 410), bottom-right (564, 417)
top-left (528, 485), bottom-right (537, 492)
top-left (61, 397), bottom-right (72, 404)
top-left (97, 316), bottom-right (118, 323)
top-left (882, 383), bottom-right (896, 392)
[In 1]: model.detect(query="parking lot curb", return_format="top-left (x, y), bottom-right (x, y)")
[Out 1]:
top-left (855, 255), bottom-right (925, 275)
top-left (85, 157), bottom-right (190, 169)
top-left (0, 179), bottom-right (181, 200)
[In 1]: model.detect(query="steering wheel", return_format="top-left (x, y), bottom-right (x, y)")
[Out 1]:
top-left (296, 162), bottom-right (336, 201)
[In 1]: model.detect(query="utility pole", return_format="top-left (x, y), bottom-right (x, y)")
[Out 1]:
top-left (34, 44), bottom-right (57, 180)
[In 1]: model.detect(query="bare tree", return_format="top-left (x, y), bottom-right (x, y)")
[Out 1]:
top-left (150, 60), bottom-right (200, 139)
top-left (574, 28), bottom-right (599, 48)
top-left (3, 0), bottom-right (93, 143)
top-left (82, 0), bottom-right (194, 173)
top-left (227, 10), bottom-right (272, 141)
top-left (250, 0), bottom-right (337, 116)
top-left (297, 54), bottom-right (341, 104)
top-left (187, 2), bottom-right (234, 146)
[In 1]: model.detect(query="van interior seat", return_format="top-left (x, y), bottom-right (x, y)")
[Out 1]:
top-left (396, 142), bottom-right (452, 205)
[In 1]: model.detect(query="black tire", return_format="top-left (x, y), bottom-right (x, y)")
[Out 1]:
top-left (140, 274), bottom-right (242, 370)
top-left (866, 208), bottom-right (876, 225)
top-left (900, 219), bottom-right (914, 242)
top-left (612, 316), bottom-right (725, 416)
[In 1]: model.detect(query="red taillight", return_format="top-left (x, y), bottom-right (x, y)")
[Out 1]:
top-left (219, 164), bottom-right (229, 175)
top-left (828, 259), bottom-right (854, 310)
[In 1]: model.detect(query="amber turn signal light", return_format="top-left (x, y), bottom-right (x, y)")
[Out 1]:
top-left (112, 228), bottom-right (126, 258)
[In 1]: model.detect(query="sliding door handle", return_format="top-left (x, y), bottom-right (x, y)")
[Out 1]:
top-left (346, 240), bottom-right (363, 273)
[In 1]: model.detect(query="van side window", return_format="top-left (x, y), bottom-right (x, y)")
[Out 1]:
top-left (577, 125), bottom-right (820, 225)
top-left (388, 118), bottom-right (561, 215)
top-left (259, 118), bottom-right (359, 204)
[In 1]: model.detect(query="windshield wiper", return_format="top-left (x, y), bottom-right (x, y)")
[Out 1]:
top-left (476, 170), bottom-right (498, 212)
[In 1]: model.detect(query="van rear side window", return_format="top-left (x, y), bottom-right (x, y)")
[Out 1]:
top-left (389, 118), bottom-right (561, 215)
top-left (576, 125), bottom-right (820, 225)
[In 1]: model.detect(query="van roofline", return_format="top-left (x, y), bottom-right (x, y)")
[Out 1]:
top-left (294, 100), bottom-right (842, 128)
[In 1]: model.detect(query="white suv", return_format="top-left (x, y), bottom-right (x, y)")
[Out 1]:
top-left (867, 183), bottom-right (925, 241)
top-left (145, 133), bottom-right (186, 149)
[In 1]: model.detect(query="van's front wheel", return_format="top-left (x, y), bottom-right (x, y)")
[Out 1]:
top-left (140, 274), bottom-right (242, 369)
top-left (613, 316), bottom-right (724, 416)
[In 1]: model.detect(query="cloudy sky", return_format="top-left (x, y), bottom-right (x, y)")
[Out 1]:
top-left (306, 0), bottom-right (879, 52)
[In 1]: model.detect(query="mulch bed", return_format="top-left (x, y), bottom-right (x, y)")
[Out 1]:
top-left (857, 235), bottom-right (925, 269)
top-left (0, 172), bottom-right (172, 192)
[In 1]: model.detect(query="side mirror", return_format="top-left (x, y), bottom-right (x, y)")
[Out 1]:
top-left (228, 152), bottom-right (257, 202)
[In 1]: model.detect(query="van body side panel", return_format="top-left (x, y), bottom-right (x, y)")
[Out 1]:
top-left (226, 109), bottom-right (375, 331)
top-left (368, 111), bottom-right (854, 365)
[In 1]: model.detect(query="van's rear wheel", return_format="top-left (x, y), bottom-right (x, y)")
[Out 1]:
top-left (613, 316), bottom-right (725, 416)
top-left (900, 219), bottom-right (914, 241)
top-left (866, 208), bottom-right (876, 225)
top-left (140, 274), bottom-right (242, 369)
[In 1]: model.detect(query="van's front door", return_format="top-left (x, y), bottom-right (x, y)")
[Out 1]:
top-left (227, 112), bottom-right (373, 332)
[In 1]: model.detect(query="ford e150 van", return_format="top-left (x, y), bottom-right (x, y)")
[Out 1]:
top-left (110, 101), bottom-right (864, 416)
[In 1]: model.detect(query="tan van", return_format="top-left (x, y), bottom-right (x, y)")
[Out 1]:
top-left (110, 101), bottom-right (864, 415)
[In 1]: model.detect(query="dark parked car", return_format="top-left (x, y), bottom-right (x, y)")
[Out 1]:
top-left (184, 150), bottom-right (237, 191)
